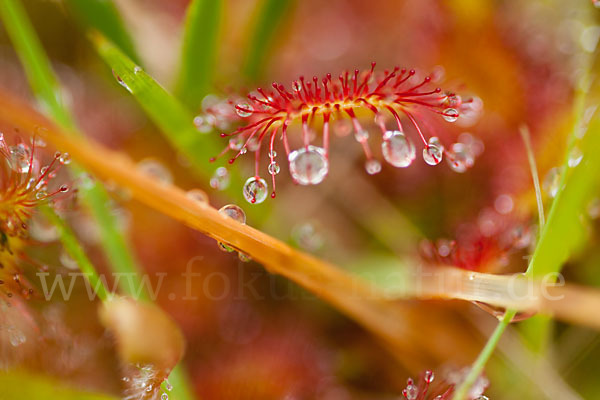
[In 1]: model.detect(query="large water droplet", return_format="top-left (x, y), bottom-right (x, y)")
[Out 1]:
top-left (568, 146), bottom-right (583, 167)
top-left (288, 145), bottom-right (329, 185)
top-left (446, 142), bottom-right (474, 172)
top-left (217, 204), bottom-right (246, 252)
top-left (137, 159), bottom-right (173, 184)
top-left (243, 176), bottom-right (268, 204)
top-left (422, 137), bottom-right (444, 165)
top-left (364, 159), bottom-right (382, 175)
top-left (210, 167), bottom-right (230, 190)
top-left (381, 130), bottom-right (415, 168)
top-left (543, 167), bottom-right (562, 198)
top-left (9, 144), bottom-right (31, 173)
top-left (218, 204), bottom-right (246, 224)
top-left (161, 393), bottom-right (169, 400)
top-left (236, 102), bottom-right (253, 118)
top-left (424, 370), bottom-right (434, 383)
top-left (443, 108), bottom-right (459, 122)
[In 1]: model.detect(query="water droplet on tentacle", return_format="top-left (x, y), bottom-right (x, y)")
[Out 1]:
top-left (217, 204), bottom-right (246, 252)
top-left (422, 137), bottom-right (444, 165)
top-left (443, 108), bottom-right (459, 122)
top-left (243, 176), bottom-right (268, 204)
top-left (568, 146), bottom-right (583, 167)
top-left (381, 130), bottom-right (415, 168)
top-left (543, 167), bottom-right (562, 198)
top-left (446, 142), bottom-right (474, 172)
top-left (364, 159), bottom-right (381, 175)
top-left (235, 102), bottom-right (253, 118)
top-left (288, 145), bottom-right (329, 185)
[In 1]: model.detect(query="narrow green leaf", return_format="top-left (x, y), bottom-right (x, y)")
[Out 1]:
top-left (0, 0), bottom-right (147, 299)
top-left (64, 0), bottom-right (140, 63)
top-left (175, 0), bottom-right (223, 109)
top-left (89, 31), bottom-right (246, 201)
top-left (242, 0), bottom-right (294, 82)
top-left (0, 370), bottom-right (118, 400)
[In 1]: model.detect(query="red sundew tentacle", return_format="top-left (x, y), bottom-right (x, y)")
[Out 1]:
top-left (272, 82), bottom-right (291, 102)
top-left (228, 126), bottom-right (261, 164)
top-left (402, 109), bottom-right (428, 145)
top-left (352, 69), bottom-right (359, 96)
top-left (344, 71), bottom-right (350, 97)
top-left (268, 127), bottom-right (278, 198)
top-left (393, 68), bottom-right (415, 89)
top-left (299, 76), bottom-right (312, 103)
top-left (35, 153), bottom-right (60, 187)
top-left (404, 75), bottom-right (431, 93)
top-left (327, 73), bottom-right (337, 101)
top-left (292, 81), bottom-right (306, 103)
top-left (392, 68), bottom-right (408, 88)
top-left (209, 143), bottom-right (233, 162)
top-left (221, 116), bottom-right (274, 137)
top-left (393, 98), bottom-right (448, 113)
top-left (396, 87), bottom-right (442, 98)
top-left (338, 75), bottom-right (345, 98)
top-left (373, 66), bottom-right (399, 93)
top-left (322, 78), bottom-right (331, 102)
top-left (322, 113), bottom-right (331, 158)
top-left (301, 114), bottom-right (311, 149)
top-left (313, 76), bottom-right (321, 102)
top-left (356, 98), bottom-right (379, 114)
top-left (281, 120), bottom-right (291, 157)
top-left (357, 62), bottom-right (376, 95)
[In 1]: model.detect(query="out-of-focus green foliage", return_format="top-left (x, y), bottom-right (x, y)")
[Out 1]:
top-left (64, 0), bottom-right (140, 63)
top-left (242, 0), bottom-right (295, 81)
top-left (175, 0), bottom-right (223, 109)
top-left (0, 370), bottom-right (118, 400)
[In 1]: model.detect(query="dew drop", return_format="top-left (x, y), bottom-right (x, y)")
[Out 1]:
top-left (238, 252), bottom-right (252, 262)
top-left (60, 249), bottom-right (79, 270)
top-left (364, 159), bottom-right (381, 175)
top-left (422, 137), bottom-right (444, 165)
top-left (333, 119), bottom-right (352, 137)
top-left (446, 142), bottom-right (474, 172)
top-left (9, 144), bottom-right (31, 173)
top-left (229, 136), bottom-right (244, 151)
top-left (268, 150), bottom-right (277, 158)
top-left (236, 102), bottom-right (253, 118)
top-left (288, 145), bottom-right (329, 185)
top-left (186, 189), bottom-right (209, 204)
top-left (217, 204), bottom-right (246, 252)
top-left (164, 381), bottom-right (173, 391)
top-left (381, 130), bottom-right (415, 168)
top-left (354, 128), bottom-right (369, 142)
top-left (137, 159), bottom-right (173, 184)
top-left (443, 93), bottom-right (462, 108)
top-left (59, 152), bottom-right (71, 165)
top-left (112, 70), bottom-right (132, 93)
top-left (35, 190), bottom-right (48, 200)
top-left (134, 66), bottom-right (142, 74)
top-left (33, 136), bottom-right (46, 148)
top-left (161, 394), bottom-right (169, 400)
top-left (210, 167), bottom-right (230, 190)
top-left (243, 176), bottom-right (268, 204)
top-left (424, 370), bottom-right (434, 383)
top-left (218, 204), bottom-right (246, 224)
top-left (7, 326), bottom-right (26, 347)
top-left (543, 167), bottom-right (562, 198)
top-left (587, 198), bottom-right (600, 219)
top-left (568, 146), bottom-right (583, 167)
top-left (443, 108), bottom-right (459, 122)
top-left (193, 114), bottom-right (214, 133)
top-left (268, 161), bottom-right (280, 175)
top-left (292, 222), bottom-right (324, 251)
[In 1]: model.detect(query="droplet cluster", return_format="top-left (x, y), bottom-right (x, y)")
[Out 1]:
top-left (201, 63), bottom-right (483, 203)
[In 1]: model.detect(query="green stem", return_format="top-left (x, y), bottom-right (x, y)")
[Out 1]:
top-left (41, 205), bottom-right (110, 302)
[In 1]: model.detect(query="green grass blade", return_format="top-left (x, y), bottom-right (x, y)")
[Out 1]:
top-left (0, 370), bottom-right (118, 400)
top-left (64, 0), bottom-right (140, 63)
top-left (175, 0), bottom-right (223, 109)
top-left (0, 0), bottom-right (147, 298)
top-left (89, 31), bottom-right (245, 201)
top-left (242, 0), bottom-right (294, 82)
top-left (41, 206), bottom-right (110, 302)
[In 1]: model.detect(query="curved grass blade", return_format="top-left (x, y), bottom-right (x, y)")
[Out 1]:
top-left (175, 0), bottom-right (223, 109)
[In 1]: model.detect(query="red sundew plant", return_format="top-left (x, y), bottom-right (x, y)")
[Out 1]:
top-left (0, 133), bottom-right (70, 240)
top-left (203, 63), bottom-right (483, 203)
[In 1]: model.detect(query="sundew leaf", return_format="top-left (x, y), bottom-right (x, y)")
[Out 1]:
top-left (64, 0), bottom-right (140, 63)
top-left (241, 0), bottom-right (295, 82)
top-left (89, 31), bottom-right (247, 204)
top-left (0, 370), bottom-right (118, 400)
top-left (175, 0), bottom-right (223, 109)
top-left (0, 0), bottom-right (146, 296)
